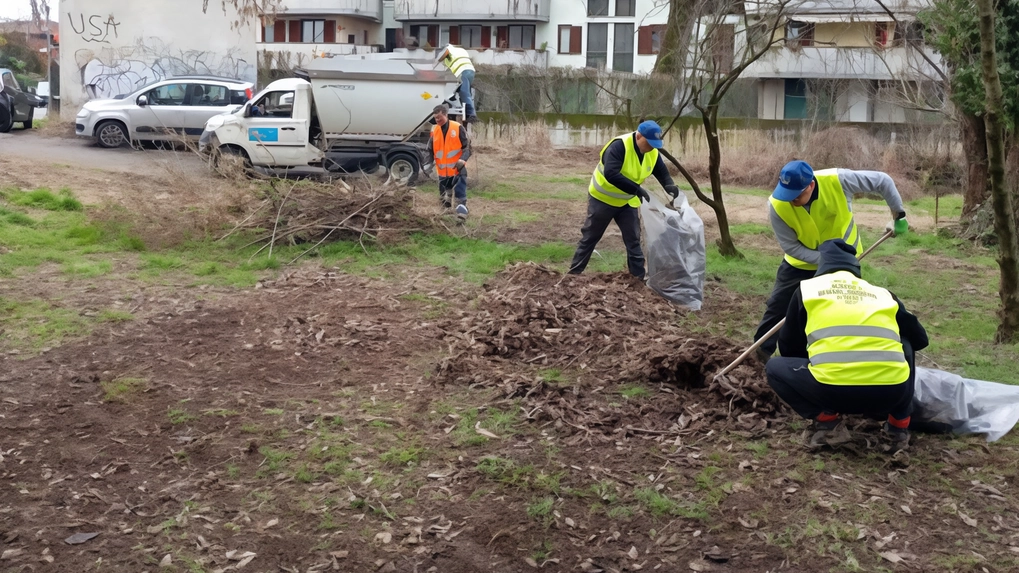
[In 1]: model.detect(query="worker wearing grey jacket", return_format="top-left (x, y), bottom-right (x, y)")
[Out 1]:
top-left (754, 160), bottom-right (910, 362)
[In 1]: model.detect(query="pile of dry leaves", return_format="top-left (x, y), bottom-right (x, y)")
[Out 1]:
top-left (436, 263), bottom-right (781, 422)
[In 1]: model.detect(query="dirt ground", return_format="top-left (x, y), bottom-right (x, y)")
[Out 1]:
top-left (0, 135), bottom-right (1009, 573)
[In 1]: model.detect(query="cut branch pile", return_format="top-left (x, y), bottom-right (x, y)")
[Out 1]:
top-left (436, 263), bottom-right (781, 418)
top-left (223, 178), bottom-right (434, 261)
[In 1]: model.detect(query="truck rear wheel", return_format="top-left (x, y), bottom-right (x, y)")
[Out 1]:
top-left (386, 153), bottom-right (419, 185)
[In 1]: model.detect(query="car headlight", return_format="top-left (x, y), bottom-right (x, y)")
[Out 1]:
top-left (76, 109), bottom-right (91, 119)
top-left (205, 116), bottom-right (226, 131)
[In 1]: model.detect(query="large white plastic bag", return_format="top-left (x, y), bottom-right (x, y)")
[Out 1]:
top-left (639, 193), bottom-right (706, 310)
top-left (913, 367), bottom-right (1019, 442)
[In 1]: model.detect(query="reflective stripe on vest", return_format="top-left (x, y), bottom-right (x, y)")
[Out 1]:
top-left (588, 134), bottom-right (658, 208)
top-left (769, 169), bottom-right (862, 271)
top-left (801, 270), bottom-right (910, 386)
top-left (431, 121), bottom-right (464, 177)
top-left (443, 46), bottom-right (475, 77)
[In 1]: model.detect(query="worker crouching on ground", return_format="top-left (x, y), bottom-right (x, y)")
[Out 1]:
top-left (766, 239), bottom-right (929, 451)
top-left (568, 120), bottom-right (680, 280)
top-left (437, 45), bottom-right (477, 123)
top-left (427, 104), bottom-right (470, 221)
top-left (755, 160), bottom-right (909, 363)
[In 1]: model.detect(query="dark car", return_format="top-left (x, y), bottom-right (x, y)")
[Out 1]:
top-left (1, 68), bottom-right (48, 133)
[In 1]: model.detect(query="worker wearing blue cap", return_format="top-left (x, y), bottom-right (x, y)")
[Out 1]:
top-left (754, 160), bottom-right (910, 364)
top-left (569, 120), bottom-right (681, 279)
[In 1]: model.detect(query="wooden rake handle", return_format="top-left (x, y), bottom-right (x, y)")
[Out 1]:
top-left (714, 230), bottom-right (895, 379)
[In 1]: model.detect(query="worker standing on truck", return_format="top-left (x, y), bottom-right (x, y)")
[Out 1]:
top-left (568, 120), bottom-right (680, 280)
top-left (437, 45), bottom-right (477, 124)
top-left (754, 160), bottom-right (910, 364)
top-left (427, 104), bottom-right (471, 221)
top-left (767, 239), bottom-right (929, 451)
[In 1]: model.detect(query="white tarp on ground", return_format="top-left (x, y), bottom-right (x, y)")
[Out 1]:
top-left (914, 367), bottom-right (1019, 442)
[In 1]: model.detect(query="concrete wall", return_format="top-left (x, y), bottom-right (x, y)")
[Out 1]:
top-left (813, 22), bottom-right (873, 47)
top-left (758, 79), bottom-right (784, 120)
top-left (59, 0), bottom-right (256, 119)
top-left (835, 80), bottom-right (870, 122)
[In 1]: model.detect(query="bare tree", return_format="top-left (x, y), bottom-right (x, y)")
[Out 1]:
top-left (974, 0), bottom-right (1019, 342)
top-left (658, 0), bottom-right (792, 258)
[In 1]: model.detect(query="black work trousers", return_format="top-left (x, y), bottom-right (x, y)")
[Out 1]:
top-left (765, 341), bottom-right (916, 421)
top-left (569, 195), bottom-right (645, 279)
top-left (754, 261), bottom-right (817, 356)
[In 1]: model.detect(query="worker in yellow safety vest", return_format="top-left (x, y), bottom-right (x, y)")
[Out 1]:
top-left (568, 120), bottom-right (680, 280)
top-left (754, 160), bottom-right (910, 363)
top-left (437, 45), bottom-right (477, 123)
top-left (767, 239), bottom-right (929, 451)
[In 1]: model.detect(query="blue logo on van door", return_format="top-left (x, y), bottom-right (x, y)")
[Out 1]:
top-left (249, 128), bottom-right (279, 142)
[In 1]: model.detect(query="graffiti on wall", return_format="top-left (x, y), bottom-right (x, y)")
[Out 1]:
top-left (67, 13), bottom-right (121, 43)
top-left (75, 38), bottom-right (255, 100)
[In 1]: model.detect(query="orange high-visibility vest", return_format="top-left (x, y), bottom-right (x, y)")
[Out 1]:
top-left (431, 121), bottom-right (464, 177)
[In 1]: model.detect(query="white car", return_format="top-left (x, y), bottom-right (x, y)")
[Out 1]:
top-left (75, 76), bottom-right (254, 148)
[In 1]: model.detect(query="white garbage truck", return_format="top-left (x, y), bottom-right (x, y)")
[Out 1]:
top-left (199, 58), bottom-right (463, 182)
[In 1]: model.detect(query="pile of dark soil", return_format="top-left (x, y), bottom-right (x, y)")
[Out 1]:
top-left (436, 263), bottom-right (782, 428)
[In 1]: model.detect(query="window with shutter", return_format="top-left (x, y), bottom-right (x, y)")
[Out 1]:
top-left (570, 26), bottom-right (582, 54)
top-left (449, 25), bottom-right (460, 45)
top-left (288, 20), bottom-right (301, 43)
top-left (637, 26), bottom-right (652, 55)
top-left (274, 21), bottom-right (286, 42)
top-left (481, 26), bottom-right (491, 48)
top-left (613, 23), bottom-right (634, 72)
top-left (496, 26), bottom-right (508, 48)
top-left (427, 26), bottom-right (438, 48)
top-left (324, 20), bottom-right (336, 43)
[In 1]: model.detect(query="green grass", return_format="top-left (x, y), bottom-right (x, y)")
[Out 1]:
top-left (633, 487), bottom-right (708, 519)
top-left (619, 385), bottom-right (652, 399)
top-left (6, 188), bottom-right (83, 211)
top-left (167, 408), bottom-right (197, 425)
top-left (101, 377), bottom-right (146, 402)
top-left (0, 297), bottom-right (91, 351)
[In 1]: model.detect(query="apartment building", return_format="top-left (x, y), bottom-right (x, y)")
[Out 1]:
top-left (742, 0), bottom-right (943, 122)
top-left (386, 0), bottom-right (670, 73)
top-left (257, 0), bottom-right (385, 66)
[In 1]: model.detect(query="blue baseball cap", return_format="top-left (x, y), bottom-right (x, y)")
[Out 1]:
top-left (773, 160), bottom-right (815, 202)
top-left (637, 120), bottom-right (664, 149)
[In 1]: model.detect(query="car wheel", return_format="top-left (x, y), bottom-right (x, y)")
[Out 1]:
top-left (21, 108), bottom-right (34, 130)
top-left (386, 153), bottom-right (419, 185)
top-left (96, 120), bottom-right (129, 148)
top-left (214, 145), bottom-right (253, 176)
top-left (0, 97), bottom-right (13, 133)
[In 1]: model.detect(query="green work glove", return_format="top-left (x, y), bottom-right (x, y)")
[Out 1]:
top-left (885, 212), bottom-right (908, 237)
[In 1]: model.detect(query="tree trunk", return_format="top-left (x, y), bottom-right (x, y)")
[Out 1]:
top-left (976, 0), bottom-right (1019, 343)
top-left (703, 107), bottom-right (741, 258)
top-left (961, 111), bottom-right (989, 219)
top-left (654, 0), bottom-right (696, 76)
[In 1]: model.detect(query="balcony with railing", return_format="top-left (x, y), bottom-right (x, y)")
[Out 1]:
top-left (742, 45), bottom-right (943, 80)
top-left (393, 0), bottom-right (551, 22)
top-left (278, 0), bottom-right (383, 22)
top-left (394, 47), bottom-right (549, 67)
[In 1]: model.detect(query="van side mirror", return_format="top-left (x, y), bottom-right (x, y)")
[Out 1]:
top-left (137, 95), bottom-right (148, 107)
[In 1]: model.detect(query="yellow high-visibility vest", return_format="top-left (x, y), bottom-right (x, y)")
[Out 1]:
top-left (770, 169), bottom-right (861, 270)
top-left (589, 134), bottom-right (657, 208)
top-left (801, 270), bottom-right (910, 386)
top-left (442, 46), bottom-right (475, 77)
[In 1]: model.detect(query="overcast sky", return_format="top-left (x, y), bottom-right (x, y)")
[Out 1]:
top-left (0, 2), bottom-right (45, 23)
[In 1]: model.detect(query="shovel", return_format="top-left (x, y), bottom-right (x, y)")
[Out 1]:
top-left (713, 230), bottom-right (895, 384)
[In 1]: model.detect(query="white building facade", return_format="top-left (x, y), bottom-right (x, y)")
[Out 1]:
top-left (742, 0), bottom-right (943, 122)
top-left (58, 0), bottom-right (257, 120)
top-left (259, 0), bottom-right (672, 74)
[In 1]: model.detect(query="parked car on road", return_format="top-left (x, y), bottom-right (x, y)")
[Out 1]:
top-left (1, 68), bottom-right (48, 133)
top-left (75, 76), bottom-right (254, 148)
